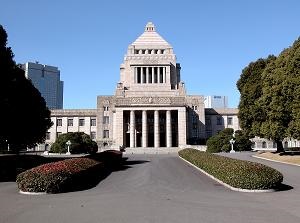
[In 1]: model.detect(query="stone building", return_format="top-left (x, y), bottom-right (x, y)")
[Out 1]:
top-left (42, 22), bottom-right (240, 150)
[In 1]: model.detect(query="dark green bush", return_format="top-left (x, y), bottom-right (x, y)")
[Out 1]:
top-left (50, 132), bottom-right (98, 154)
top-left (206, 128), bottom-right (252, 153)
top-left (16, 157), bottom-right (102, 193)
top-left (179, 148), bottom-right (283, 190)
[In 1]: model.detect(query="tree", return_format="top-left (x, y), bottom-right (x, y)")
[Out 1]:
top-left (0, 25), bottom-right (52, 152)
top-left (237, 56), bottom-right (276, 138)
top-left (50, 132), bottom-right (98, 154)
top-left (234, 130), bottom-right (252, 151)
top-left (237, 37), bottom-right (300, 152)
top-left (206, 128), bottom-right (233, 153)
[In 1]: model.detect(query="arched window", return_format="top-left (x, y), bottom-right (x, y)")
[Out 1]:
top-left (284, 141), bottom-right (288, 149)
top-left (262, 141), bottom-right (267, 148)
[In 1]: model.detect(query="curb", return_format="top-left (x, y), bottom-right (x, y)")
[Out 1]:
top-left (252, 155), bottom-right (300, 167)
top-left (19, 190), bottom-right (47, 195)
top-left (178, 156), bottom-right (275, 193)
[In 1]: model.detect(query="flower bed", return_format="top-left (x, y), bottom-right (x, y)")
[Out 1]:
top-left (179, 149), bottom-right (283, 190)
top-left (16, 157), bottom-right (102, 193)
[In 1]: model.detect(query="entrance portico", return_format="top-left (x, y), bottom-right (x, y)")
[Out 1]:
top-left (114, 107), bottom-right (186, 148)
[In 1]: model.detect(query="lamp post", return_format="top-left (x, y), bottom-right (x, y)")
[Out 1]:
top-left (66, 140), bottom-right (71, 155)
top-left (229, 138), bottom-right (235, 153)
top-left (5, 139), bottom-right (10, 152)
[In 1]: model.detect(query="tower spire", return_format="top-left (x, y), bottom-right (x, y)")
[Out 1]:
top-left (145, 22), bottom-right (155, 32)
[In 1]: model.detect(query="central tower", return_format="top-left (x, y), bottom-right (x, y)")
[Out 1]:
top-left (116, 22), bottom-right (185, 97)
top-left (97, 22), bottom-right (205, 149)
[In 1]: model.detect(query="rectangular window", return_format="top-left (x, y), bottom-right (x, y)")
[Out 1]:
top-left (159, 67), bottom-right (164, 83)
top-left (91, 118), bottom-right (96, 126)
top-left (103, 130), bottom-right (109, 138)
top-left (90, 131), bottom-right (96, 140)
top-left (57, 119), bottom-right (62, 126)
top-left (103, 116), bottom-right (109, 124)
top-left (143, 67), bottom-right (147, 83)
top-left (79, 118), bottom-right (85, 126)
top-left (46, 132), bottom-right (50, 140)
top-left (148, 67), bottom-right (152, 83)
top-left (227, 117), bottom-right (233, 125)
top-left (56, 132), bottom-right (62, 139)
top-left (217, 117), bottom-right (222, 125)
top-left (137, 67), bottom-right (141, 84)
top-left (104, 106), bottom-right (109, 111)
top-left (67, 118), bottom-right (73, 126)
top-left (206, 118), bottom-right (211, 125)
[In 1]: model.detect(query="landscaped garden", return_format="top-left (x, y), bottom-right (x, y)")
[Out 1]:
top-left (179, 148), bottom-right (283, 190)
top-left (15, 150), bottom-right (123, 193)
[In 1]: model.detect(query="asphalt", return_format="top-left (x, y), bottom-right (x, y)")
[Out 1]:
top-left (0, 153), bottom-right (299, 223)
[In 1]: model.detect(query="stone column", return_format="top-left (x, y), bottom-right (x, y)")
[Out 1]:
top-left (130, 110), bottom-right (135, 148)
top-left (142, 110), bottom-right (148, 147)
top-left (154, 110), bottom-right (160, 148)
top-left (178, 107), bottom-right (187, 147)
top-left (166, 110), bottom-right (172, 147)
top-left (146, 67), bottom-right (149, 84)
top-left (152, 67), bottom-right (155, 83)
top-left (141, 67), bottom-right (144, 84)
top-left (115, 109), bottom-right (124, 147)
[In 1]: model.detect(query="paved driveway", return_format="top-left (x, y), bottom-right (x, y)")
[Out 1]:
top-left (0, 153), bottom-right (299, 223)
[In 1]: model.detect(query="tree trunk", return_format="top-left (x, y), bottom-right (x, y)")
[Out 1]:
top-left (276, 140), bottom-right (284, 153)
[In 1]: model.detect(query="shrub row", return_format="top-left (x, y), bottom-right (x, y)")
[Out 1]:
top-left (179, 148), bottom-right (283, 190)
top-left (16, 150), bottom-right (123, 193)
top-left (16, 157), bottom-right (102, 193)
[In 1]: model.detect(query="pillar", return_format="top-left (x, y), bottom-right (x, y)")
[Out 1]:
top-left (115, 109), bottom-right (124, 147)
top-left (146, 67), bottom-right (149, 84)
top-left (141, 67), bottom-right (144, 84)
top-left (130, 110), bottom-right (135, 148)
top-left (154, 110), bottom-right (160, 148)
top-left (166, 110), bottom-right (172, 147)
top-left (178, 107), bottom-right (187, 147)
top-left (142, 110), bottom-right (148, 147)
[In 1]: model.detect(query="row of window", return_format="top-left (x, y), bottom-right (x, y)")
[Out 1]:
top-left (46, 131), bottom-right (97, 140)
top-left (56, 118), bottom-right (97, 127)
top-left (205, 117), bottom-right (233, 126)
top-left (134, 49), bottom-right (165, 55)
top-left (135, 67), bottom-right (166, 84)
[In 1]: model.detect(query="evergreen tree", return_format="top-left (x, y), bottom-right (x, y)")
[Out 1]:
top-left (0, 25), bottom-right (52, 152)
top-left (237, 37), bottom-right (300, 152)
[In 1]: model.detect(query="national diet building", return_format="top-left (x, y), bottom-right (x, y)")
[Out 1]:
top-left (45, 22), bottom-right (241, 151)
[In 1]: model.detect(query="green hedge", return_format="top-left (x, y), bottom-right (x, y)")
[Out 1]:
top-left (179, 149), bottom-right (283, 190)
top-left (16, 157), bottom-right (102, 193)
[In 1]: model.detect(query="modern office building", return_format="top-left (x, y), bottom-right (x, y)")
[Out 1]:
top-left (204, 95), bottom-right (228, 108)
top-left (22, 62), bottom-right (64, 109)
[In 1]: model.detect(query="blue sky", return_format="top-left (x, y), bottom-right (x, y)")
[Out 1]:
top-left (1, 0), bottom-right (299, 108)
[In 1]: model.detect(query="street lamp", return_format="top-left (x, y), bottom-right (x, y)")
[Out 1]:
top-left (5, 139), bottom-right (10, 152)
top-left (229, 138), bottom-right (235, 153)
top-left (66, 140), bottom-right (71, 155)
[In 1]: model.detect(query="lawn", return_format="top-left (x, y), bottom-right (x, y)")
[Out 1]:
top-left (256, 152), bottom-right (300, 165)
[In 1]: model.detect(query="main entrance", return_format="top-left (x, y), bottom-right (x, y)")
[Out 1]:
top-left (123, 110), bottom-right (178, 148)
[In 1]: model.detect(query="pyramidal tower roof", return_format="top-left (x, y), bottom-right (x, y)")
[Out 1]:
top-left (131, 22), bottom-right (171, 47)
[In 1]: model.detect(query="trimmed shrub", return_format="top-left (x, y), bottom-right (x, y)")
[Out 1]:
top-left (50, 132), bottom-right (98, 154)
top-left (90, 150), bottom-right (123, 165)
top-left (179, 148), bottom-right (283, 190)
top-left (206, 128), bottom-right (252, 153)
top-left (16, 157), bottom-right (102, 193)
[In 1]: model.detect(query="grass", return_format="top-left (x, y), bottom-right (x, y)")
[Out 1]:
top-left (256, 152), bottom-right (300, 165)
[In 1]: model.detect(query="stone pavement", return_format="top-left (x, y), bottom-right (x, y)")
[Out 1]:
top-left (0, 153), bottom-right (299, 223)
